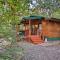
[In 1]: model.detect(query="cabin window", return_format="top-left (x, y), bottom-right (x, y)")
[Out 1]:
top-left (19, 24), bottom-right (25, 31)
top-left (39, 24), bottom-right (42, 30)
top-left (19, 24), bottom-right (23, 30)
top-left (26, 25), bottom-right (29, 30)
top-left (23, 26), bottom-right (25, 30)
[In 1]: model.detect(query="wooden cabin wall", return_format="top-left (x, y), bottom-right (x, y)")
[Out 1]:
top-left (42, 20), bottom-right (48, 37)
top-left (42, 20), bottom-right (60, 37)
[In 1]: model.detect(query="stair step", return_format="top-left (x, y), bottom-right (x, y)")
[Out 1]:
top-left (30, 35), bottom-right (44, 44)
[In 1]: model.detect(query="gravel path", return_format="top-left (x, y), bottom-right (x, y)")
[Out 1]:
top-left (18, 41), bottom-right (60, 60)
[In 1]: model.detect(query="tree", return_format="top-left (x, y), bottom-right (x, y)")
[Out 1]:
top-left (0, 0), bottom-right (29, 41)
top-left (0, 0), bottom-right (29, 25)
top-left (28, 0), bottom-right (60, 18)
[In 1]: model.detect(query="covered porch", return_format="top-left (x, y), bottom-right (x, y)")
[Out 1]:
top-left (20, 16), bottom-right (44, 44)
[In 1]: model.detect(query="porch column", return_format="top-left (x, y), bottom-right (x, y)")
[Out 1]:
top-left (45, 20), bottom-right (48, 42)
top-left (29, 20), bottom-right (31, 42)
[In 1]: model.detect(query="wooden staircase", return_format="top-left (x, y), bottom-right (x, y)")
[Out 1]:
top-left (30, 35), bottom-right (44, 44)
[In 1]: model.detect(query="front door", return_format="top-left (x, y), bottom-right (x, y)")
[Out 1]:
top-left (31, 25), bottom-right (39, 35)
top-left (31, 24), bottom-right (42, 36)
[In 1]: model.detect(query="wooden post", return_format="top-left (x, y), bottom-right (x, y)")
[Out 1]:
top-left (16, 24), bottom-right (20, 42)
top-left (29, 20), bottom-right (31, 42)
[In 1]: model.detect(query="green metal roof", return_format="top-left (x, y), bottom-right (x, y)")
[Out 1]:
top-left (22, 15), bottom-right (44, 20)
top-left (47, 18), bottom-right (60, 22)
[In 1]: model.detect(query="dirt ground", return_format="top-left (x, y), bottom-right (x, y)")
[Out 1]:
top-left (18, 41), bottom-right (60, 60)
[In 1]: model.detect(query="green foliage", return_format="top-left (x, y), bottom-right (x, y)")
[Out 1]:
top-left (29, 0), bottom-right (60, 18)
top-left (0, 1), bottom-right (28, 60)
top-left (0, 0), bottom-right (29, 41)
top-left (0, 0), bottom-right (29, 25)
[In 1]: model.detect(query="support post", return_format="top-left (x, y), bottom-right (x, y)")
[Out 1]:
top-left (29, 20), bottom-right (31, 42)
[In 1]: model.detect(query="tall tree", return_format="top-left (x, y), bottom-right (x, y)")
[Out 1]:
top-left (28, 0), bottom-right (60, 18)
top-left (0, 0), bottom-right (29, 25)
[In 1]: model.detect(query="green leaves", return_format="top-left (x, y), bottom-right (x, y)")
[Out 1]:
top-left (0, 0), bottom-right (29, 26)
top-left (0, 1), bottom-right (26, 60)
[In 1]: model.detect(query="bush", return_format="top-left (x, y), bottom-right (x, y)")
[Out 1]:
top-left (0, 25), bottom-right (24, 60)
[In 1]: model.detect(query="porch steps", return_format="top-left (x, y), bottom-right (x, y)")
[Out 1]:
top-left (30, 35), bottom-right (44, 44)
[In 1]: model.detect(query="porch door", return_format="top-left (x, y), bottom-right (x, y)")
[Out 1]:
top-left (31, 25), bottom-right (39, 35)
top-left (31, 24), bottom-right (42, 35)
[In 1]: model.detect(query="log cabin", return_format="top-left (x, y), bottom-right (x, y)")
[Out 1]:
top-left (16, 16), bottom-right (60, 44)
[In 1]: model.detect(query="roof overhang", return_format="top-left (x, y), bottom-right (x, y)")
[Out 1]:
top-left (46, 18), bottom-right (60, 22)
top-left (20, 15), bottom-right (45, 24)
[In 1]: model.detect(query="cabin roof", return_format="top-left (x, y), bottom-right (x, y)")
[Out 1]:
top-left (20, 15), bottom-right (44, 24)
top-left (47, 18), bottom-right (60, 22)
top-left (22, 16), bottom-right (44, 20)
top-left (20, 16), bottom-right (60, 24)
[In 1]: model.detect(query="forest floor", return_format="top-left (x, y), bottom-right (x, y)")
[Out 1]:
top-left (18, 41), bottom-right (60, 60)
